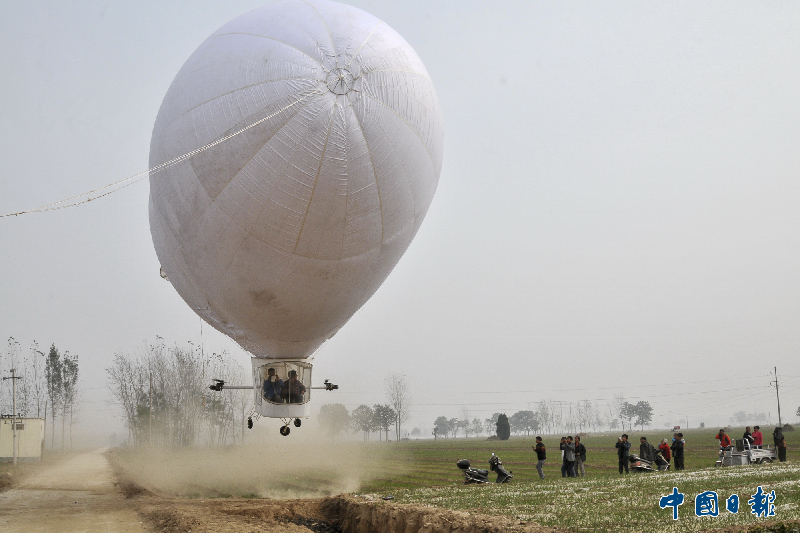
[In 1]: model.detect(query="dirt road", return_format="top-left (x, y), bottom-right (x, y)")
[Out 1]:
top-left (0, 449), bottom-right (555, 533)
top-left (0, 448), bottom-right (146, 533)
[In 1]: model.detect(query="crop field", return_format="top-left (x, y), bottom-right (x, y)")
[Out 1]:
top-left (109, 427), bottom-right (800, 532)
top-left (356, 427), bottom-right (800, 532)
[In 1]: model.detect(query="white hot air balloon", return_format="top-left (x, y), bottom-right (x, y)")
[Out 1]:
top-left (149, 0), bottom-right (443, 434)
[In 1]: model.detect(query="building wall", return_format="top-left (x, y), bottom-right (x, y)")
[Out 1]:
top-left (0, 417), bottom-right (45, 461)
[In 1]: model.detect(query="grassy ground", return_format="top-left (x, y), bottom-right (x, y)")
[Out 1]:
top-left (359, 427), bottom-right (796, 490)
top-left (354, 427), bottom-right (800, 532)
top-left (105, 427), bottom-right (800, 532)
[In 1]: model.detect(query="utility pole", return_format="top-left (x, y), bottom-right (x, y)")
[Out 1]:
top-left (3, 369), bottom-right (22, 465)
top-left (771, 367), bottom-right (782, 427)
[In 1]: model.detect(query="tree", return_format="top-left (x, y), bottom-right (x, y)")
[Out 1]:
top-left (612, 394), bottom-right (627, 431)
top-left (45, 344), bottom-right (63, 449)
top-left (29, 341), bottom-right (47, 418)
top-left (485, 413), bottom-right (501, 435)
top-left (61, 351), bottom-right (79, 449)
top-left (634, 401), bottom-right (653, 431)
top-left (796, 406), bottom-right (800, 419)
top-left (318, 403), bottom-right (350, 438)
top-left (496, 413), bottom-right (510, 440)
top-left (448, 417), bottom-right (459, 439)
top-left (620, 401), bottom-right (636, 431)
top-left (373, 404), bottom-right (396, 442)
top-left (107, 339), bottom-right (247, 447)
top-left (434, 416), bottom-right (450, 439)
top-left (460, 409), bottom-right (471, 438)
top-left (536, 401), bottom-right (552, 434)
top-left (471, 418), bottom-right (483, 437)
top-left (386, 373), bottom-right (411, 442)
top-left (510, 410), bottom-right (538, 436)
top-left (411, 427), bottom-right (421, 439)
top-left (351, 405), bottom-right (375, 441)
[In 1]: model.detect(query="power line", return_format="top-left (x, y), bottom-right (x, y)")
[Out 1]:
top-left (0, 87), bottom-right (325, 218)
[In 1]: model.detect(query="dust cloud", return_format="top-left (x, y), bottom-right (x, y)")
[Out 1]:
top-left (111, 432), bottom-right (389, 500)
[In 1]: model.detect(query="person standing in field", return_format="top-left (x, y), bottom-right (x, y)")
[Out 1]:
top-left (640, 437), bottom-right (656, 461)
top-left (533, 436), bottom-right (546, 479)
top-left (574, 436), bottom-right (587, 477)
top-left (743, 426), bottom-right (754, 446)
top-left (562, 436), bottom-right (576, 478)
top-left (753, 426), bottom-right (763, 448)
top-left (671, 432), bottom-right (685, 470)
top-left (659, 438), bottom-right (671, 467)
top-left (616, 434), bottom-right (630, 474)
top-left (773, 427), bottom-right (787, 462)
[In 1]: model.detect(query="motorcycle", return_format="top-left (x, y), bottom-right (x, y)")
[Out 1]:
top-left (457, 453), bottom-right (513, 484)
top-left (654, 452), bottom-right (670, 471)
top-left (629, 451), bottom-right (670, 472)
top-left (628, 453), bottom-right (655, 473)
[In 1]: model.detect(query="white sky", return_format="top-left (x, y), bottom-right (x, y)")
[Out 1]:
top-left (1, 1), bottom-right (799, 443)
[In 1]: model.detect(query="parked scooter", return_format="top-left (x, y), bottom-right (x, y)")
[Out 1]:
top-left (629, 451), bottom-right (670, 472)
top-left (628, 453), bottom-right (655, 473)
top-left (654, 451), bottom-right (670, 471)
top-left (489, 453), bottom-right (513, 483)
top-left (457, 453), bottom-right (513, 484)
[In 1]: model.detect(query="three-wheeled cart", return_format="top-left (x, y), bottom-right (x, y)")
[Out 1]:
top-left (715, 438), bottom-right (777, 466)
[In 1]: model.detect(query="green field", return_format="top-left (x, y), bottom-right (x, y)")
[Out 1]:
top-left (355, 427), bottom-right (800, 532)
top-left (106, 427), bottom-right (800, 532)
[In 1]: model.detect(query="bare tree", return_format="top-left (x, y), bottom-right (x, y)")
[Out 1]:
top-left (611, 393), bottom-right (627, 431)
top-left (460, 409), bottom-right (471, 438)
top-left (385, 372), bottom-right (411, 442)
top-left (107, 339), bottom-right (247, 448)
top-left (471, 418), bottom-right (483, 437)
top-left (29, 341), bottom-right (47, 417)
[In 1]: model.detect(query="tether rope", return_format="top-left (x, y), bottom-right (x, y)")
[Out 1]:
top-left (1, 87), bottom-right (326, 218)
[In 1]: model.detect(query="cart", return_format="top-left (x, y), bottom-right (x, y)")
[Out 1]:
top-left (715, 438), bottom-right (777, 466)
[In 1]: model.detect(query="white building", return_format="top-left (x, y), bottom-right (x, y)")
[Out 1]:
top-left (0, 417), bottom-right (45, 462)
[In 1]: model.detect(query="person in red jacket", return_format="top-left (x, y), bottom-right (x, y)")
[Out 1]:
top-left (753, 426), bottom-right (763, 448)
top-left (716, 429), bottom-right (732, 449)
top-left (659, 438), bottom-right (672, 466)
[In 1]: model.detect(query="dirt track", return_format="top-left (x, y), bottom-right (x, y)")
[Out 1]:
top-left (0, 449), bottom-right (559, 533)
top-left (0, 448), bottom-right (145, 532)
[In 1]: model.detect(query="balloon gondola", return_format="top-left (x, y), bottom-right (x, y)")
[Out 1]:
top-left (149, 0), bottom-right (443, 434)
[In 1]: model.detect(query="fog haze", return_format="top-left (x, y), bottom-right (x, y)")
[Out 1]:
top-left (1, 1), bottom-right (799, 445)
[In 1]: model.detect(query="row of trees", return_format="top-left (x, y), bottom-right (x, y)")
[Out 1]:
top-left (431, 398), bottom-right (656, 440)
top-left (317, 373), bottom-right (414, 442)
top-left (318, 403), bottom-right (407, 441)
top-left (0, 337), bottom-right (80, 448)
top-left (106, 339), bottom-right (248, 447)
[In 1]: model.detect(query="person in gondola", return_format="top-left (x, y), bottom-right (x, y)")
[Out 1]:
top-left (281, 369), bottom-right (307, 403)
top-left (262, 367), bottom-right (283, 403)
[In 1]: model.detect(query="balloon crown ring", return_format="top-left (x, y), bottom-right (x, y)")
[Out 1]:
top-left (326, 68), bottom-right (355, 95)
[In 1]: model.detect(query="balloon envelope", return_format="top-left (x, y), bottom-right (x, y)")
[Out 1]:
top-left (149, 0), bottom-right (443, 359)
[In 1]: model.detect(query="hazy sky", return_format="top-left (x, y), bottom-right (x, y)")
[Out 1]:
top-left (1, 1), bottom-right (799, 442)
